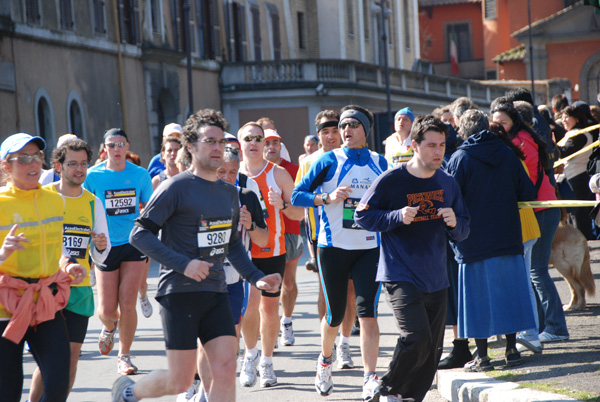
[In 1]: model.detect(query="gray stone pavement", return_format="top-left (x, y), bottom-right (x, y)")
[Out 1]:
top-left (18, 241), bottom-right (600, 401)
top-left (18, 251), bottom-right (445, 402)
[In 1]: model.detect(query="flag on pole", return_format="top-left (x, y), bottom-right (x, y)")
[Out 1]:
top-left (450, 26), bottom-right (459, 76)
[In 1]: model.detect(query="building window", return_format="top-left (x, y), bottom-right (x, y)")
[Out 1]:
top-left (229, 1), bottom-right (247, 61)
top-left (35, 90), bottom-right (55, 161)
top-left (151, 0), bottom-right (161, 35)
top-left (363, 0), bottom-right (369, 40)
top-left (25, 0), bottom-right (41, 25)
top-left (403, 0), bottom-right (410, 50)
top-left (199, 0), bottom-right (221, 60)
top-left (297, 12), bottom-right (305, 50)
top-left (93, 0), bottom-right (106, 35)
top-left (484, 0), bottom-right (496, 20)
top-left (251, 5), bottom-right (261, 60)
top-left (59, 0), bottom-right (74, 30)
top-left (267, 5), bottom-right (281, 60)
top-left (346, 0), bottom-right (354, 36)
top-left (118, 0), bottom-right (140, 45)
top-left (69, 101), bottom-right (84, 137)
top-left (447, 23), bottom-right (471, 62)
top-left (486, 69), bottom-right (497, 80)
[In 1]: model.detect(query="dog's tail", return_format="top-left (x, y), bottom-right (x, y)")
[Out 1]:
top-left (580, 245), bottom-right (596, 298)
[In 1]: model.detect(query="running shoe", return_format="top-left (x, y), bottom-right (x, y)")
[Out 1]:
top-left (538, 331), bottom-right (569, 343)
top-left (337, 343), bottom-right (355, 369)
top-left (175, 379), bottom-right (200, 402)
top-left (516, 334), bottom-right (543, 354)
top-left (315, 359), bottom-right (334, 396)
top-left (380, 395), bottom-right (402, 402)
top-left (306, 258), bottom-right (318, 272)
top-left (239, 353), bottom-right (260, 387)
top-left (362, 373), bottom-right (380, 401)
top-left (99, 321), bottom-right (118, 355)
top-left (111, 376), bottom-right (135, 402)
top-left (259, 361), bottom-right (277, 387)
top-left (117, 354), bottom-right (138, 375)
top-left (280, 321), bottom-right (295, 346)
top-left (464, 356), bottom-right (493, 372)
top-left (139, 295), bottom-right (153, 318)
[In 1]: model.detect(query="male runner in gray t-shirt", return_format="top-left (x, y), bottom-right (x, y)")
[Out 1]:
top-left (112, 109), bottom-right (281, 402)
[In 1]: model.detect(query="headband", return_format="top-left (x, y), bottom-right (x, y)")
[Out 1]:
top-left (316, 120), bottom-right (339, 133)
top-left (340, 109), bottom-right (371, 135)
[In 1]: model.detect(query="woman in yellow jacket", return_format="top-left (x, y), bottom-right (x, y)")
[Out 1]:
top-left (0, 133), bottom-right (85, 402)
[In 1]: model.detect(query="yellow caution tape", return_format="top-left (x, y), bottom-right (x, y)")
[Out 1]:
top-left (518, 200), bottom-right (599, 208)
top-left (556, 124), bottom-right (600, 147)
top-left (553, 139), bottom-right (600, 168)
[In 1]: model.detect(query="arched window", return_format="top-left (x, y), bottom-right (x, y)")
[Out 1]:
top-left (35, 89), bottom-right (56, 159)
top-left (69, 100), bottom-right (84, 137)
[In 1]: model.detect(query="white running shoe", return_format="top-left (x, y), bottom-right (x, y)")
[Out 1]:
top-left (362, 373), bottom-right (380, 401)
top-left (239, 353), bottom-right (260, 387)
top-left (280, 321), bottom-right (295, 346)
top-left (315, 359), bottom-right (334, 396)
top-left (538, 331), bottom-right (569, 343)
top-left (259, 362), bottom-right (278, 387)
top-left (337, 343), bottom-right (355, 369)
top-left (138, 295), bottom-right (153, 318)
top-left (380, 394), bottom-right (403, 402)
top-left (175, 379), bottom-right (200, 402)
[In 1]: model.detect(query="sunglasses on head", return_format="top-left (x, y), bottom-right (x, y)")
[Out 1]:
top-left (105, 141), bottom-right (127, 149)
top-left (338, 121), bottom-right (361, 130)
top-left (8, 151), bottom-right (44, 164)
top-left (243, 135), bottom-right (264, 143)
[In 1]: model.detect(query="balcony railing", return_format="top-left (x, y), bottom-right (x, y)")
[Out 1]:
top-left (221, 59), bottom-right (509, 103)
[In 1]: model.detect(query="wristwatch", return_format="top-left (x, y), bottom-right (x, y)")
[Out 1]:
top-left (248, 221), bottom-right (257, 231)
top-left (320, 193), bottom-right (329, 205)
top-left (282, 200), bottom-right (289, 210)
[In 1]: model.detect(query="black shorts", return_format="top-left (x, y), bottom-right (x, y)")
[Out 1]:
top-left (252, 254), bottom-right (286, 297)
top-left (61, 309), bottom-right (89, 344)
top-left (98, 243), bottom-right (147, 272)
top-left (158, 292), bottom-right (236, 350)
top-left (318, 246), bottom-right (381, 327)
top-left (227, 280), bottom-right (245, 325)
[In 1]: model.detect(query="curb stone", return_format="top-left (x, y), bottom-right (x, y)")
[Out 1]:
top-left (437, 370), bottom-right (578, 402)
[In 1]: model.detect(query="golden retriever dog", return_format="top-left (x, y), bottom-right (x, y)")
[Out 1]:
top-left (549, 221), bottom-right (596, 311)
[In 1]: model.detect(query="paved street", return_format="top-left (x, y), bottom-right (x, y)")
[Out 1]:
top-left (19, 240), bottom-right (599, 402)
top-left (19, 252), bottom-right (447, 402)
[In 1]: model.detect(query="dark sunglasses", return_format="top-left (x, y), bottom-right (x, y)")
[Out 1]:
top-left (105, 141), bottom-right (127, 149)
top-left (242, 135), bottom-right (264, 143)
top-left (338, 121), bottom-right (361, 130)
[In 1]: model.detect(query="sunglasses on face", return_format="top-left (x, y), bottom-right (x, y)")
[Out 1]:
top-left (105, 141), bottom-right (127, 149)
top-left (198, 138), bottom-right (228, 146)
top-left (338, 121), bottom-right (361, 130)
top-left (242, 135), bottom-right (264, 143)
top-left (8, 151), bottom-right (44, 164)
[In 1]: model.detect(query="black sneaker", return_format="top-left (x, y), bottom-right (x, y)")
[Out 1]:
top-left (306, 258), bottom-right (318, 272)
top-left (438, 340), bottom-right (472, 370)
top-left (505, 348), bottom-right (522, 367)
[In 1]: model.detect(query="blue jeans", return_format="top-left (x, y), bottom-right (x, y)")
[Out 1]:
top-left (531, 208), bottom-right (569, 336)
